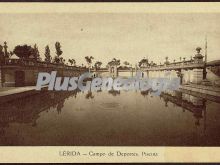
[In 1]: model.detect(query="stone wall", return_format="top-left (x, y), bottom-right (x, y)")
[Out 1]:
top-left (0, 66), bottom-right (87, 87)
top-left (142, 68), bottom-right (205, 85)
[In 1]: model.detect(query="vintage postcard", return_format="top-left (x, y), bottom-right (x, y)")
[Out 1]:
top-left (0, 2), bottom-right (220, 163)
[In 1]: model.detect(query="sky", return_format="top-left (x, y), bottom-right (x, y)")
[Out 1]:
top-left (0, 13), bottom-right (220, 66)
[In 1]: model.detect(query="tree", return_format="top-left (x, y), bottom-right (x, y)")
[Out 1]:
top-left (0, 45), bottom-right (5, 63)
top-left (55, 42), bottom-right (63, 57)
top-left (68, 59), bottom-right (73, 65)
top-left (72, 59), bottom-right (76, 66)
top-left (44, 45), bottom-right (52, 63)
top-left (150, 61), bottom-right (157, 66)
top-left (123, 61), bottom-right (130, 68)
top-left (32, 44), bottom-right (40, 61)
top-left (68, 59), bottom-right (76, 66)
top-left (123, 61), bottom-right (130, 66)
top-left (138, 58), bottom-right (149, 67)
top-left (60, 57), bottom-right (65, 64)
top-left (94, 61), bottom-right (102, 69)
top-left (13, 45), bottom-right (33, 59)
top-left (110, 58), bottom-right (120, 65)
top-left (9, 51), bottom-right (14, 58)
top-left (53, 42), bottom-right (63, 64)
top-left (164, 56), bottom-right (170, 65)
top-left (0, 45), bottom-right (4, 56)
top-left (107, 58), bottom-right (120, 70)
top-left (53, 56), bottom-right (60, 64)
top-left (85, 56), bottom-right (94, 72)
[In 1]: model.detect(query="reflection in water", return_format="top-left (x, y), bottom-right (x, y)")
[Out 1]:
top-left (108, 90), bottom-right (120, 96)
top-left (140, 90), bottom-right (150, 97)
top-left (0, 88), bottom-right (220, 146)
top-left (85, 91), bottom-right (94, 99)
top-left (160, 91), bottom-right (206, 127)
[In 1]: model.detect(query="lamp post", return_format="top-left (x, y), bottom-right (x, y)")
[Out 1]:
top-left (3, 41), bottom-right (8, 58)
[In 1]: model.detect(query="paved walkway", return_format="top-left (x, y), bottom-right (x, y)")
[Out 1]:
top-left (180, 84), bottom-right (220, 98)
top-left (181, 84), bottom-right (220, 92)
top-left (0, 86), bottom-right (37, 97)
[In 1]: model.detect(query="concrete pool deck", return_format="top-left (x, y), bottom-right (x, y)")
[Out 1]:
top-left (0, 86), bottom-right (37, 96)
top-left (180, 84), bottom-right (220, 96)
top-left (0, 86), bottom-right (47, 104)
top-left (179, 84), bottom-right (220, 102)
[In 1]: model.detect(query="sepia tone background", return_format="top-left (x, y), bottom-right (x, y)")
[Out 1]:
top-left (0, 13), bottom-right (220, 66)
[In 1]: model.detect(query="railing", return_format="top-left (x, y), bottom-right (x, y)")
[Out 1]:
top-left (1, 58), bottom-right (206, 72)
top-left (91, 68), bottom-right (109, 72)
top-left (141, 60), bottom-right (205, 71)
top-left (2, 59), bottom-right (87, 71)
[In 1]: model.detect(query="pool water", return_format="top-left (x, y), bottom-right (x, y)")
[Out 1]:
top-left (0, 89), bottom-right (220, 146)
